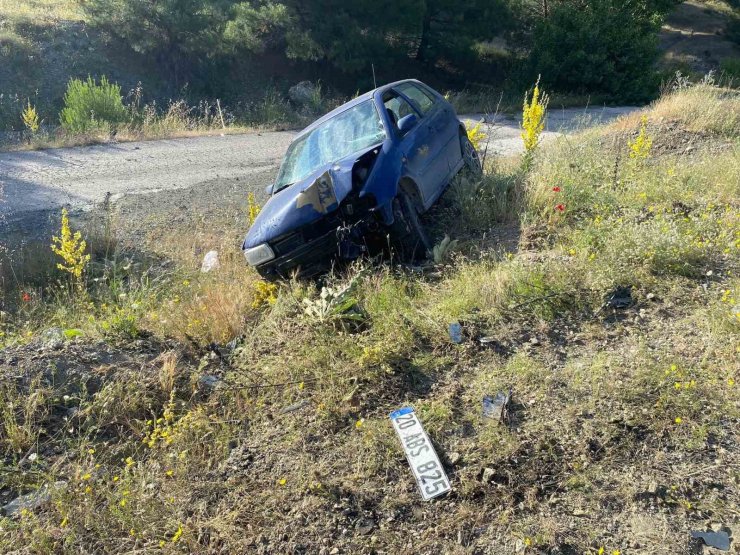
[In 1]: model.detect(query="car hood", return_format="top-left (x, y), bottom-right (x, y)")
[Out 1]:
top-left (243, 150), bottom-right (370, 249)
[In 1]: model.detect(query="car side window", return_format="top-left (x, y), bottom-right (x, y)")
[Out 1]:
top-left (383, 93), bottom-right (416, 131)
top-left (397, 83), bottom-right (435, 115)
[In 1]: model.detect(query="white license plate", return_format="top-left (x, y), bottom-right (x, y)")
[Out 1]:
top-left (390, 407), bottom-right (451, 501)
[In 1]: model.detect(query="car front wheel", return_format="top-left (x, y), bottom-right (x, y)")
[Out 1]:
top-left (460, 132), bottom-right (483, 178)
top-left (389, 192), bottom-right (431, 262)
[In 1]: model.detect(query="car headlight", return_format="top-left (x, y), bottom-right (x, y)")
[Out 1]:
top-left (243, 243), bottom-right (275, 266)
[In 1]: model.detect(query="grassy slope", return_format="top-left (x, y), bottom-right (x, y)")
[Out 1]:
top-left (0, 85), bottom-right (738, 554)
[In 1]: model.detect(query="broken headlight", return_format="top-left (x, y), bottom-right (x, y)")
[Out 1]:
top-left (243, 243), bottom-right (275, 266)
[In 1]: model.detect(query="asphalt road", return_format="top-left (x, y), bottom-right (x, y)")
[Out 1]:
top-left (0, 106), bottom-right (638, 231)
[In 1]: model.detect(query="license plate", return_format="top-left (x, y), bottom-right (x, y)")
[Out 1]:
top-left (390, 407), bottom-right (451, 501)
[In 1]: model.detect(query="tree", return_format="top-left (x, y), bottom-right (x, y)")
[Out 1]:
top-left (84, 0), bottom-right (232, 83)
top-left (525, 0), bottom-right (672, 101)
top-left (414, 0), bottom-right (512, 64)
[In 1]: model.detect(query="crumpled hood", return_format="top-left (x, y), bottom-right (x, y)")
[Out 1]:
top-left (243, 149), bottom-right (369, 249)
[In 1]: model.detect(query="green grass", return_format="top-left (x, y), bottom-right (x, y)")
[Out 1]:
top-left (0, 84), bottom-right (738, 553)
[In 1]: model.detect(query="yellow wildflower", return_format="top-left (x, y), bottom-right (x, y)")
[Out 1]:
top-left (51, 208), bottom-right (90, 283)
top-left (22, 101), bottom-right (40, 133)
top-left (521, 77), bottom-right (549, 153)
top-left (248, 192), bottom-right (261, 226)
top-left (466, 121), bottom-right (486, 151)
top-left (171, 524), bottom-right (183, 543)
top-left (628, 115), bottom-right (653, 160)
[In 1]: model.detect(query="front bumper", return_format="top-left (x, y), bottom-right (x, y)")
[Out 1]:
top-left (256, 228), bottom-right (342, 279)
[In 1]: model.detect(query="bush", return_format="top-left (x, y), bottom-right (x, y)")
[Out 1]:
top-left (720, 57), bottom-right (740, 80)
top-left (527, 0), bottom-right (663, 102)
top-left (60, 76), bottom-right (128, 133)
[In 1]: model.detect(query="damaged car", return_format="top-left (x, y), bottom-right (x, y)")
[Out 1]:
top-left (242, 79), bottom-right (482, 279)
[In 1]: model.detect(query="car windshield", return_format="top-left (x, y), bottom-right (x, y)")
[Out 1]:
top-left (274, 100), bottom-right (385, 191)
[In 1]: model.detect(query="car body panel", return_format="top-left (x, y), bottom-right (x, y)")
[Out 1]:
top-left (242, 79), bottom-right (469, 278)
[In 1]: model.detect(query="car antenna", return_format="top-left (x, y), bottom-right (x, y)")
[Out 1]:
top-left (372, 63), bottom-right (377, 88)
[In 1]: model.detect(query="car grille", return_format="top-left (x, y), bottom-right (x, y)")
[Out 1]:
top-left (270, 215), bottom-right (342, 257)
top-left (272, 233), bottom-right (306, 256)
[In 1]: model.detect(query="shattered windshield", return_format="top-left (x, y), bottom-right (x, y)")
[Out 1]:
top-left (274, 100), bottom-right (385, 192)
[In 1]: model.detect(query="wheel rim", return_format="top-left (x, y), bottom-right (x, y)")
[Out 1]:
top-left (463, 136), bottom-right (482, 176)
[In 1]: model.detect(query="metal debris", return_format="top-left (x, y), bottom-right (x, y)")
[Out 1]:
top-left (482, 390), bottom-right (511, 423)
top-left (690, 530), bottom-right (731, 551)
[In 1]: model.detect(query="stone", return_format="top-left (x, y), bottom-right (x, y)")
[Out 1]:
top-left (289, 81), bottom-right (319, 106)
top-left (39, 327), bottom-right (65, 350)
top-left (1, 482), bottom-right (67, 517)
top-left (201, 250), bottom-right (220, 273)
top-left (481, 467), bottom-right (495, 483)
top-left (356, 517), bottom-right (375, 535)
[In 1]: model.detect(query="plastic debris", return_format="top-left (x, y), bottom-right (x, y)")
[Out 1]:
top-left (448, 322), bottom-right (463, 344)
top-left (482, 390), bottom-right (511, 422)
top-left (690, 530), bottom-right (731, 551)
top-left (201, 250), bottom-right (220, 273)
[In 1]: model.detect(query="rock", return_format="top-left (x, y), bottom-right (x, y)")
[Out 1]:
top-left (1, 482), bottom-right (67, 517)
top-left (201, 250), bottom-right (220, 273)
top-left (481, 467), bottom-right (495, 483)
top-left (329, 548), bottom-right (340, 555)
top-left (355, 517), bottom-right (375, 535)
top-left (198, 375), bottom-right (221, 390)
top-left (449, 452), bottom-right (462, 465)
top-left (289, 81), bottom-right (319, 106)
top-left (39, 327), bottom-right (65, 350)
top-left (279, 399), bottom-right (311, 414)
top-left (515, 539), bottom-right (526, 553)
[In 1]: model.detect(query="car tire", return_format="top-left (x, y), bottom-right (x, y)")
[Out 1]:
top-left (390, 191), bottom-right (431, 262)
top-left (460, 132), bottom-right (483, 179)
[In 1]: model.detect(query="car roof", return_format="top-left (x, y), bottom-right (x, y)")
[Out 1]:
top-left (293, 79), bottom-right (429, 140)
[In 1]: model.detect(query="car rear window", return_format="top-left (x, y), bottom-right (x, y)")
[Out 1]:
top-left (396, 83), bottom-right (436, 115)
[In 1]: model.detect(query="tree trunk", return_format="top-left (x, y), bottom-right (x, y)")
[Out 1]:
top-left (416, 3), bottom-right (431, 61)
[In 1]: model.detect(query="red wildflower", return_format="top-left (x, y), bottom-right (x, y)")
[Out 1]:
top-left (555, 204), bottom-right (565, 212)
top-left (552, 186), bottom-right (561, 192)
top-left (21, 292), bottom-right (31, 302)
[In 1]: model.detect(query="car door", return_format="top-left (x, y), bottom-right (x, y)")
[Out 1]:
top-left (395, 82), bottom-right (457, 208)
top-left (383, 92), bottom-right (445, 208)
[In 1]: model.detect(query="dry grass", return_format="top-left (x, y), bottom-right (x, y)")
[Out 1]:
top-left (0, 84), bottom-right (738, 553)
top-left (615, 83), bottom-right (740, 138)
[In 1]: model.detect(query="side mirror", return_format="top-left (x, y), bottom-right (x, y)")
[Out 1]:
top-left (265, 183), bottom-right (274, 195)
top-left (397, 113), bottom-right (418, 136)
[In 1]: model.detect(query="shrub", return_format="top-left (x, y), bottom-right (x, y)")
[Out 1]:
top-left (720, 57), bottom-right (740, 80)
top-left (528, 0), bottom-right (663, 102)
top-left (60, 76), bottom-right (128, 133)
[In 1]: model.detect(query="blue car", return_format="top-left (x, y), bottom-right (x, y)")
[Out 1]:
top-left (242, 79), bottom-right (481, 279)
